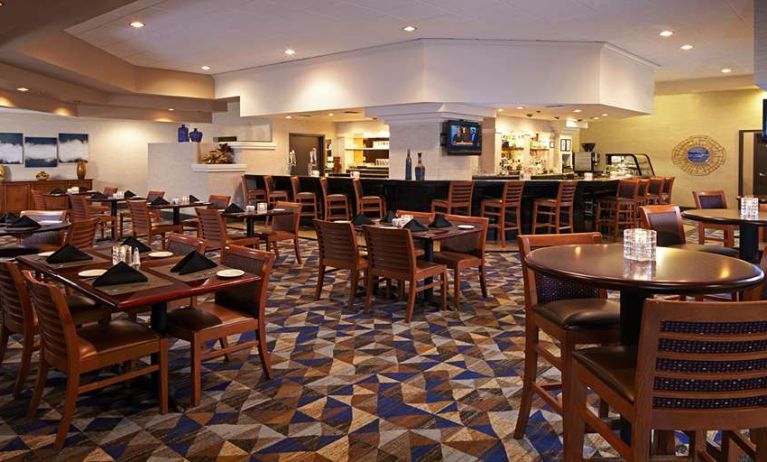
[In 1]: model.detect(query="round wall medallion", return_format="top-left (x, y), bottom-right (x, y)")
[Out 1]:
top-left (672, 135), bottom-right (725, 176)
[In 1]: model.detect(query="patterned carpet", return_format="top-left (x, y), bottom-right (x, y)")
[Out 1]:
top-left (1, 233), bottom-right (685, 462)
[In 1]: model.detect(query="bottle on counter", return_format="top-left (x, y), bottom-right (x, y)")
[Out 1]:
top-left (415, 152), bottom-right (425, 181)
top-left (405, 149), bottom-right (413, 180)
top-left (177, 124), bottom-right (189, 142)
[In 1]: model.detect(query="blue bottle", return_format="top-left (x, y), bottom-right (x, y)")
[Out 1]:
top-left (189, 128), bottom-right (203, 142)
top-left (405, 149), bottom-right (412, 180)
top-left (178, 124), bottom-right (189, 142)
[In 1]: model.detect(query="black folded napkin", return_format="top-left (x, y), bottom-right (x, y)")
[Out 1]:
top-left (224, 203), bottom-right (244, 214)
top-left (0, 213), bottom-right (18, 224)
top-left (381, 210), bottom-right (396, 223)
top-left (429, 214), bottom-right (452, 228)
top-left (121, 236), bottom-right (151, 253)
top-left (93, 262), bottom-right (148, 287)
top-left (351, 213), bottom-right (374, 226)
top-left (49, 188), bottom-right (65, 195)
top-left (8, 216), bottom-right (40, 229)
top-left (91, 192), bottom-right (108, 200)
top-left (124, 190), bottom-right (136, 198)
top-left (150, 196), bottom-right (170, 206)
top-left (189, 194), bottom-right (200, 203)
top-left (404, 219), bottom-right (429, 233)
top-left (46, 245), bottom-right (93, 264)
top-left (78, 186), bottom-right (89, 193)
top-left (170, 251), bottom-right (217, 275)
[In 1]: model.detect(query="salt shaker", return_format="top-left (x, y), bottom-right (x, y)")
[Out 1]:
top-left (131, 247), bottom-right (141, 270)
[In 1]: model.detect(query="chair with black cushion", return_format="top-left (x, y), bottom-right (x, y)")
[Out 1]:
top-left (513, 232), bottom-right (619, 439)
top-left (431, 180), bottom-right (474, 216)
top-left (639, 204), bottom-right (738, 257)
top-left (691, 190), bottom-right (735, 248)
top-left (166, 245), bottom-right (275, 406)
top-left (645, 177), bottom-right (665, 205)
top-left (565, 299), bottom-right (767, 461)
top-left (596, 179), bottom-right (640, 240)
top-left (660, 176), bottom-right (675, 204)
top-left (352, 178), bottom-right (385, 218)
top-left (314, 219), bottom-right (368, 308)
top-left (532, 180), bottom-right (577, 234)
top-left (480, 180), bottom-right (524, 248)
top-left (319, 177), bottom-right (350, 221)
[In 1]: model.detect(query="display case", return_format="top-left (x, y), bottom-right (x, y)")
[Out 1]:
top-left (605, 153), bottom-right (656, 177)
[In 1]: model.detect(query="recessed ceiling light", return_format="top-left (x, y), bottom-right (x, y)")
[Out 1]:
top-left (16, 87), bottom-right (29, 92)
top-left (592, 116), bottom-right (600, 120)
top-left (285, 115), bottom-right (293, 119)
top-left (601, 113), bottom-right (608, 117)
top-left (129, 21), bottom-right (145, 29)
top-left (680, 44), bottom-right (693, 51)
top-left (0, 2), bottom-right (5, 7)
top-left (497, 108), bottom-right (504, 112)
top-left (328, 113), bottom-right (334, 116)
top-left (659, 30), bottom-right (673, 37)
top-left (284, 48), bottom-right (296, 56)
top-left (721, 67), bottom-right (732, 74)
top-left (573, 108), bottom-right (582, 113)
top-left (516, 106), bottom-right (525, 110)
top-left (402, 25), bottom-right (417, 32)
top-left (200, 66), bottom-right (211, 71)
top-left (168, 108), bottom-right (175, 111)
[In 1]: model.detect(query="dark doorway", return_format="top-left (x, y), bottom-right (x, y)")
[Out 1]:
top-left (290, 134), bottom-right (325, 176)
top-left (754, 133), bottom-right (767, 195)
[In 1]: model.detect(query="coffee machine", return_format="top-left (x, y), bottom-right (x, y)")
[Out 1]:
top-left (573, 143), bottom-right (599, 174)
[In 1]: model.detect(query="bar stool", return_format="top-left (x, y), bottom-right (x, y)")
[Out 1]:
top-left (532, 180), bottom-right (576, 234)
top-left (431, 180), bottom-right (474, 215)
top-left (645, 177), bottom-right (664, 204)
top-left (319, 177), bottom-right (350, 221)
top-left (480, 180), bottom-right (524, 247)
top-left (352, 178), bottom-right (385, 218)
top-left (241, 175), bottom-right (266, 205)
top-left (634, 178), bottom-right (650, 226)
top-left (263, 175), bottom-right (289, 204)
top-left (660, 176), bottom-right (674, 204)
top-left (595, 178), bottom-right (640, 240)
top-left (692, 190), bottom-right (735, 247)
top-left (291, 176), bottom-right (319, 219)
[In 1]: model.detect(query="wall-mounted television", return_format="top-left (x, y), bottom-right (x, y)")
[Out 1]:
top-left (444, 120), bottom-right (482, 155)
top-left (763, 99), bottom-right (767, 142)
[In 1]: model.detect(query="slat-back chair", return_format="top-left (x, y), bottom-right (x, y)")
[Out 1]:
top-left (532, 180), bottom-right (577, 234)
top-left (431, 180), bottom-right (474, 215)
top-left (481, 180), bottom-right (524, 248)
top-left (314, 219), bottom-right (368, 308)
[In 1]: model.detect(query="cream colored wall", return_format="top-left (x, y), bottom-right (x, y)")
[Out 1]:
top-left (582, 88), bottom-right (765, 207)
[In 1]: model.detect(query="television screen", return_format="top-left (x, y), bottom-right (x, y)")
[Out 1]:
top-left (763, 99), bottom-right (767, 142)
top-left (445, 120), bottom-right (481, 155)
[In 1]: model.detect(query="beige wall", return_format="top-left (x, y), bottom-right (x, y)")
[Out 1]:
top-left (582, 88), bottom-right (766, 207)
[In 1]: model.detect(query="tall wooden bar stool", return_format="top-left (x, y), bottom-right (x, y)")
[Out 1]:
top-left (659, 176), bottom-right (674, 204)
top-left (480, 180), bottom-right (524, 247)
top-left (352, 178), bottom-right (385, 218)
top-left (633, 178), bottom-right (650, 225)
top-left (314, 219), bottom-right (368, 308)
top-left (692, 190), bottom-right (735, 247)
top-left (532, 180), bottom-right (577, 234)
top-left (241, 175), bottom-right (266, 205)
top-left (595, 178), bottom-right (640, 240)
top-left (263, 175), bottom-right (289, 204)
top-left (565, 299), bottom-right (767, 461)
top-left (513, 232), bottom-right (619, 439)
top-left (291, 176), bottom-right (319, 219)
top-left (645, 177), bottom-right (665, 204)
top-left (431, 180), bottom-right (474, 215)
top-left (319, 177), bottom-right (350, 221)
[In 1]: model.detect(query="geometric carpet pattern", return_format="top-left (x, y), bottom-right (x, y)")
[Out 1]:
top-left (0, 238), bottom-right (623, 461)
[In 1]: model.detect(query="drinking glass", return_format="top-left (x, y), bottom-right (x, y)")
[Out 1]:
top-left (257, 202), bottom-right (268, 214)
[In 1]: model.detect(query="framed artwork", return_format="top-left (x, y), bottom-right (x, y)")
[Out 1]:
top-left (672, 135), bottom-right (726, 176)
top-left (0, 133), bottom-right (23, 164)
top-left (24, 137), bottom-right (58, 168)
top-left (58, 133), bottom-right (89, 162)
top-left (560, 138), bottom-right (572, 152)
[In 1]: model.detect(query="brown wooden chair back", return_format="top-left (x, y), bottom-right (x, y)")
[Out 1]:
top-left (65, 218), bottom-right (98, 249)
top-left (442, 214), bottom-right (488, 257)
top-left (20, 210), bottom-right (67, 222)
top-left (208, 194), bottom-right (230, 209)
top-left (196, 207), bottom-right (227, 246)
top-left (216, 245), bottom-right (275, 319)
top-left (448, 180), bottom-right (474, 205)
top-left (166, 233), bottom-right (206, 255)
top-left (616, 179), bottom-right (640, 200)
top-left (103, 186), bottom-right (118, 196)
top-left (0, 261), bottom-right (34, 335)
top-left (518, 233), bottom-right (604, 309)
top-left (503, 180), bottom-right (525, 205)
top-left (319, 177), bottom-right (330, 200)
top-left (147, 190), bottom-right (165, 202)
top-left (272, 201), bottom-right (300, 234)
top-left (639, 204), bottom-right (686, 246)
top-left (396, 210), bottom-right (435, 225)
top-left (557, 180), bottom-right (578, 205)
top-left (31, 190), bottom-right (47, 209)
top-left (263, 176), bottom-right (276, 196)
top-left (648, 177), bottom-right (664, 195)
top-left (290, 176), bottom-right (301, 199)
top-left (692, 190), bottom-right (727, 209)
top-left (661, 176), bottom-right (675, 199)
top-left (637, 179), bottom-right (650, 198)
top-left (363, 225), bottom-right (416, 280)
top-left (352, 179), bottom-right (365, 205)
top-left (68, 194), bottom-right (90, 221)
top-left (314, 219), bottom-right (360, 268)
top-left (22, 270), bottom-right (76, 370)
top-left (127, 200), bottom-right (152, 236)
top-left (636, 298), bottom-right (767, 430)
top-left (241, 176), bottom-right (258, 205)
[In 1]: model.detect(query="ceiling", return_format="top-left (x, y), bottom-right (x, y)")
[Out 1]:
top-left (66, 0), bottom-right (754, 81)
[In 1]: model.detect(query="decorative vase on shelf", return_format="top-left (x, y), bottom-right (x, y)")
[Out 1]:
top-left (414, 152), bottom-right (425, 181)
top-left (405, 149), bottom-right (412, 180)
top-left (189, 128), bottom-right (203, 143)
top-left (76, 159), bottom-right (87, 180)
top-left (178, 124), bottom-right (189, 142)
top-left (35, 171), bottom-right (50, 181)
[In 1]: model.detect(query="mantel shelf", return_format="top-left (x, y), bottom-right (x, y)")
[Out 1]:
top-left (191, 163), bottom-right (248, 173)
top-left (227, 141), bottom-right (276, 151)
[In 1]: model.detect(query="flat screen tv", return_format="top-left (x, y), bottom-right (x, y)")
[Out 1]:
top-left (763, 99), bottom-right (767, 142)
top-left (445, 120), bottom-right (482, 155)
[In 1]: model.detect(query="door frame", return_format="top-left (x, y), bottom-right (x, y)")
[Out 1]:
top-left (738, 129), bottom-right (762, 196)
top-left (289, 133), bottom-right (326, 175)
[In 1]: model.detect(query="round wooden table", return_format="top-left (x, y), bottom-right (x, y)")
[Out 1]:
top-left (682, 208), bottom-right (767, 263)
top-left (0, 221), bottom-right (70, 258)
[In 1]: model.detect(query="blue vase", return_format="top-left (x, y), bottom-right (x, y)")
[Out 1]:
top-left (189, 128), bottom-right (203, 143)
top-left (178, 124), bottom-right (189, 142)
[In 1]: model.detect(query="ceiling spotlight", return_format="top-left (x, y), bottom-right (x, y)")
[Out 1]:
top-left (680, 44), bottom-right (693, 51)
top-left (129, 21), bottom-right (145, 29)
top-left (285, 115), bottom-right (293, 119)
top-left (16, 87), bottom-right (29, 92)
top-left (0, 2), bottom-right (5, 7)
top-left (168, 108), bottom-right (175, 112)
top-left (516, 106), bottom-right (525, 110)
top-left (721, 67), bottom-right (732, 74)
top-left (284, 48), bottom-right (296, 56)
top-left (601, 113), bottom-right (608, 117)
top-left (592, 116), bottom-right (600, 120)
top-left (402, 25), bottom-right (417, 32)
top-left (573, 108), bottom-right (582, 113)
top-left (659, 30), bottom-right (673, 37)
top-left (497, 108), bottom-right (504, 112)
top-left (328, 113), bottom-right (334, 116)
top-left (201, 65), bottom-right (211, 71)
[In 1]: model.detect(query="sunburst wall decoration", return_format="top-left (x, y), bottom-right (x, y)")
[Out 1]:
top-left (671, 135), bottom-right (726, 176)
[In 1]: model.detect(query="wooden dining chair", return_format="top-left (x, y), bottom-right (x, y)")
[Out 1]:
top-left (291, 176), bottom-right (319, 220)
top-left (532, 180), bottom-right (577, 234)
top-left (18, 210), bottom-right (68, 249)
top-left (103, 186), bottom-right (118, 196)
top-left (363, 226), bottom-right (448, 322)
top-left (433, 215), bottom-right (489, 309)
top-left (691, 190), bottom-right (735, 247)
top-left (639, 204), bottom-right (738, 257)
top-left (565, 299), bottom-right (767, 461)
top-left (166, 245), bottom-right (275, 406)
top-left (319, 177), bottom-right (351, 221)
top-left (263, 175), bottom-right (289, 204)
top-left (659, 176), bottom-right (675, 204)
top-left (127, 199), bottom-right (181, 248)
top-left (431, 180), bottom-right (474, 215)
top-left (395, 210), bottom-right (435, 225)
top-left (314, 219), bottom-right (368, 308)
top-left (596, 178), bottom-right (640, 240)
top-left (30, 189), bottom-right (47, 210)
top-left (181, 194), bottom-right (231, 235)
top-left (70, 194), bottom-right (115, 239)
top-left (196, 207), bottom-right (260, 251)
top-left (480, 180), bottom-right (524, 248)
top-left (165, 232), bottom-right (206, 255)
top-left (23, 270), bottom-right (167, 449)
top-left (253, 201), bottom-right (302, 263)
top-left (241, 175), bottom-right (266, 205)
top-left (352, 178), bottom-right (385, 218)
top-left (0, 261), bottom-right (109, 398)
top-left (513, 232), bottom-right (620, 439)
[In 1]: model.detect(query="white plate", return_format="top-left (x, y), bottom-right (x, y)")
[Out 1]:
top-left (272, 208), bottom-right (285, 212)
top-left (217, 269), bottom-right (244, 278)
top-left (334, 220), bottom-right (351, 223)
top-left (457, 224), bottom-right (475, 230)
top-left (78, 269), bottom-right (107, 278)
top-left (147, 251), bottom-right (173, 259)
top-left (37, 251), bottom-right (54, 257)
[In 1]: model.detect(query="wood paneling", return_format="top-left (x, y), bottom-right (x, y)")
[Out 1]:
top-left (0, 179), bottom-right (92, 213)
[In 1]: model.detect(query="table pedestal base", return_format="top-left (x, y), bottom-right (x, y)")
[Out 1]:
top-left (740, 223), bottom-right (760, 263)
top-left (618, 288), bottom-right (649, 444)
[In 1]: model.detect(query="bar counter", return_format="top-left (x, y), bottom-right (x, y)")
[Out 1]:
top-left (244, 174), bottom-right (618, 233)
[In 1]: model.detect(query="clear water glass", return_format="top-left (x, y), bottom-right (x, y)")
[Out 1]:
top-left (623, 228), bottom-right (656, 261)
top-left (257, 202), bottom-right (268, 214)
top-left (741, 196), bottom-right (759, 219)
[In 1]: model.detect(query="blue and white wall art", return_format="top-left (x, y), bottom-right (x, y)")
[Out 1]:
top-left (0, 133), bottom-right (23, 164)
top-left (58, 133), bottom-right (89, 162)
top-left (24, 137), bottom-right (58, 168)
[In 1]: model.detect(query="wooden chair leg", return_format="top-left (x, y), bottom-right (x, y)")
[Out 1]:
top-left (219, 337), bottom-right (232, 362)
top-left (55, 373), bottom-right (80, 450)
top-left (697, 223), bottom-right (706, 244)
top-left (0, 325), bottom-right (9, 365)
top-left (315, 265), bottom-right (325, 300)
top-left (479, 265), bottom-right (488, 298)
top-left (752, 428), bottom-right (767, 462)
top-left (27, 358), bottom-right (48, 418)
top-left (293, 238), bottom-right (302, 264)
top-left (440, 272), bottom-right (448, 312)
top-left (364, 272), bottom-right (374, 312)
top-left (563, 363), bottom-right (587, 462)
top-left (630, 421), bottom-right (652, 462)
top-left (13, 334), bottom-right (34, 398)
top-left (191, 336), bottom-right (202, 407)
top-left (499, 212), bottom-right (506, 248)
top-left (513, 323), bottom-right (539, 439)
top-left (158, 338), bottom-right (168, 414)
top-left (348, 268), bottom-right (359, 309)
top-left (453, 269), bottom-right (461, 310)
top-left (257, 327), bottom-right (272, 379)
top-left (405, 280), bottom-right (417, 322)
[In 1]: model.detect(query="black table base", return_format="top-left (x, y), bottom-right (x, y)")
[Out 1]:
top-left (740, 223), bottom-right (760, 263)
